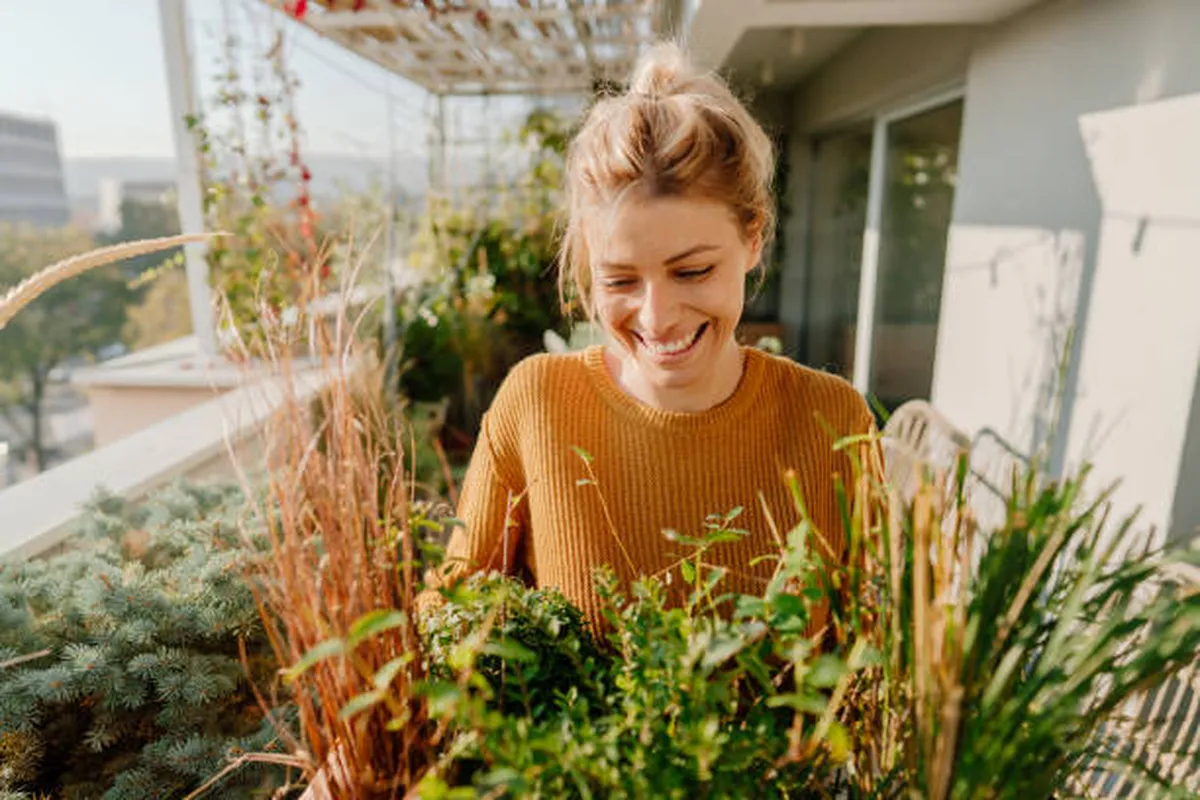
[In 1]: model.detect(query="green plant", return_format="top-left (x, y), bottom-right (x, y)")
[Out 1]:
top-left (0, 481), bottom-right (293, 799)
top-left (397, 109), bottom-right (571, 445)
top-left (187, 18), bottom-right (331, 344)
top-left (865, 460), bottom-right (1200, 800)
top-left (352, 490), bottom-right (876, 799)
top-left (419, 571), bottom-right (606, 722)
top-left (298, 429), bottom-right (1199, 799)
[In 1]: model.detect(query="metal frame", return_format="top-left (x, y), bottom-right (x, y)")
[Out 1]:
top-left (851, 85), bottom-right (966, 395)
top-left (264, 0), bottom-right (661, 97)
top-left (158, 0), bottom-right (218, 359)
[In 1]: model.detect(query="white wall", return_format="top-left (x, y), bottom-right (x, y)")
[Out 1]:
top-left (932, 0), bottom-right (1200, 542)
top-left (798, 26), bottom-right (980, 133)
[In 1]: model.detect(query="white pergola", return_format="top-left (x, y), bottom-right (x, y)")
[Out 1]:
top-left (275, 0), bottom-right (662, 96)
top-left (158, 0), bottom-right (663, 361)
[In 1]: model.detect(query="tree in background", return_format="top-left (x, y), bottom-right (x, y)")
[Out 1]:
top-left (123, 263), bottom-right (193, 350)
top-left (0, 224), bottom-right (133, 471)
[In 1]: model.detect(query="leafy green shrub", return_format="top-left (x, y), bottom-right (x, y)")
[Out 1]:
top-left (397, 109), bottom-right (571, 445)
top-left (407, 503), bottom-right (874, 799)
top-left (0, 482), bottom-right (293, 800)
top-left (419, 571), bottom-right (607, 722)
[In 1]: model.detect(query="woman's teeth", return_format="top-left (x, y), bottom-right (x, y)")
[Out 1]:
top-left (642, 325), bottom-right (704, 355)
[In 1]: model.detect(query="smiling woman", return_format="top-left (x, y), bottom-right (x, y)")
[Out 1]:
top-left (417, 42), bottom-right (877, 634)
top-left (591, 195), bottom-right (759, 412)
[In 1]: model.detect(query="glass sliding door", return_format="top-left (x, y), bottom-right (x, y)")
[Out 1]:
top-left (867, 99), bottom-right (964, 411)
top-left (801, 94), bottom-right (964, 414)
top-left (802, 123), bottom-right (873, 379)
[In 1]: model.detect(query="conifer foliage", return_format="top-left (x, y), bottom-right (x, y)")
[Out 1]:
top-left (0, 482), bottom-right (294, 799)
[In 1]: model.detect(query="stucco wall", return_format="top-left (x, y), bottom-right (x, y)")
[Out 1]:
top-left (798, 26), bottom-right (979, 134)
top-left (84, 384), bottom-right (229, 448)
top-left (931, 0), bottom-right (1200, 542)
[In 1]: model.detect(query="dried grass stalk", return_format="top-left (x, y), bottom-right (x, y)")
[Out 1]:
top-left (228, 271), bottom-right (432, 799)
top-left (0, 232), bottom-right (219, 329)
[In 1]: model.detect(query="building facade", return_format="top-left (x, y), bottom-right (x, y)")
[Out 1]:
top-left (0, 110), bottom-right (70, 227)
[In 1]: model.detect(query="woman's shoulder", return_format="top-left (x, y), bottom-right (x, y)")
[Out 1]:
top-left (499, 349), bottom-right (591, 392)
top-left (488, 349), bottom-right (593, 416)
top-left (754, 350), bottom-right (873, 431)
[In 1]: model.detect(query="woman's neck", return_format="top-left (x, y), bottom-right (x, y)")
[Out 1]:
top-left (604, 335), bottom-right (746, 413)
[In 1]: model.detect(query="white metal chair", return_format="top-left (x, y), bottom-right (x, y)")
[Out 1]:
top-left (880, 399), bottom-right (971, 507)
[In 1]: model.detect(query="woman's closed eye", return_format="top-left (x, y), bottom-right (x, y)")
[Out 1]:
top-left (676, 265), bottom-right (715, 280)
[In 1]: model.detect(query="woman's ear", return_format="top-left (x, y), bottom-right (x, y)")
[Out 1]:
top-left (745, 228), bottom-right (764, 274)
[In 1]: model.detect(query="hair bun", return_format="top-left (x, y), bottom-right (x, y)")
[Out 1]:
top-left (629, 41), bottom-right (695, 96)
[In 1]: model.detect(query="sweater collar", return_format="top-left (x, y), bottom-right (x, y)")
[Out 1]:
top-left (581, 344), bottom-right (767, 430)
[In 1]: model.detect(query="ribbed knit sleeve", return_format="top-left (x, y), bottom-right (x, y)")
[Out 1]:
top-left (416, 366), bottom-right (531, 612)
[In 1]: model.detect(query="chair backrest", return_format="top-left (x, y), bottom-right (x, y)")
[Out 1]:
top-left (1071, 562), bottom-right (1199, 797)
top-left (881, 399), bottom-right (971, 506)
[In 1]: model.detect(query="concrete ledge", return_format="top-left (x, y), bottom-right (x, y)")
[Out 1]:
top-left (0, 366), bottom-right (330, 563)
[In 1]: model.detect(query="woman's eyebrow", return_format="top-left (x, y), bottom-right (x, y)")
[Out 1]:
top-left (600, 243), bottom-right (720, 271)
top-left (664, 243), bottom-right (720, 264)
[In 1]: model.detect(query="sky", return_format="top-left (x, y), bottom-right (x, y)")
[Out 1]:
top-left (0, 0), bottom-right (433, 160)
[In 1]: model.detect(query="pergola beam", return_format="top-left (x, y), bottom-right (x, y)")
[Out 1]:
top-left (310, 3), bottom-right (650, 33)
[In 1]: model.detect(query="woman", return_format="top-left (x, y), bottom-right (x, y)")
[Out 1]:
top-left (420, 42), bottom-right (875, 633)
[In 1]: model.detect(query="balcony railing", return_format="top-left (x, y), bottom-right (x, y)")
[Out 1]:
top-left (0, 363), bottom-right (330, 563)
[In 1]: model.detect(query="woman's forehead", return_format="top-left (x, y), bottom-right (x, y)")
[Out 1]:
top-left (585, 194), bottom-right (740, 266)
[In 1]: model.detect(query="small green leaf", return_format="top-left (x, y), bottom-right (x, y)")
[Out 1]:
top-left (570, 446), bottom-right (593, 464)
top-left (701, 635), bottom-right (746, 670)
top-left (283, 638), bottom-right (344, 683)
top-left (477, 767), bottom-right (525, 790)
top-left (385, 709), bottom-right (412, 731)
top-left (826, 720), bottom-right (851, 761)
top-left (680, 561), bottom-right (696, 584)
top-left (768, 691), bottom-right (828, 714)
top-left (772, 592), bottom-right (808, 619)
top-left (704, 567), bottom-right (726, 592)
top-left (373, 654), bottom-right (414, 691)
top-left (703, 530), bottom-right (746, 545)
top-left (348, 610), bottom-right (407, 649)
top-left (339, 689), bottom-right (384, 721)
top-left (734, 595), bottom-right (766, 618)
top-left (482, 639), bottom-right (536, 663)
top-left (423, 682), bottom-right (462, 717)
top-left (808, 655), bottom-right (847, 689)
top-left (848, 643), bottom-right (883, 671)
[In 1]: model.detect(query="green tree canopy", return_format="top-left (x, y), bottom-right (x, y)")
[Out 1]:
top-left (0, 224), bottom-right (133, 471)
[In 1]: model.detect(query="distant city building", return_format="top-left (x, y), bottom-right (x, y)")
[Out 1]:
top-left (0, 110), bottom-right (70, 227)
top-left (96, 178), bottom-right (177, 233)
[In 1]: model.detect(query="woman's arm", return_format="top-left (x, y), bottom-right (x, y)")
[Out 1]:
top-left (415, 412), bottom-right (529, 614)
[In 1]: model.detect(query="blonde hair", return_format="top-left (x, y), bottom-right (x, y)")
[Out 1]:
top-left (559, 41), bottom-right (776, 317)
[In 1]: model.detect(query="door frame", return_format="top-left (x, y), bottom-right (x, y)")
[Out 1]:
top-left (850, 86), bottom-right (966, 395)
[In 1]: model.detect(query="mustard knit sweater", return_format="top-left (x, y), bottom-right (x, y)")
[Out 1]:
top-left (420, 345), bottom-right (875, 633)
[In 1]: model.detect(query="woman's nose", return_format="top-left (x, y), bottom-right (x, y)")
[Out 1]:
top-left (636, 280), bottom-right (681, 333)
